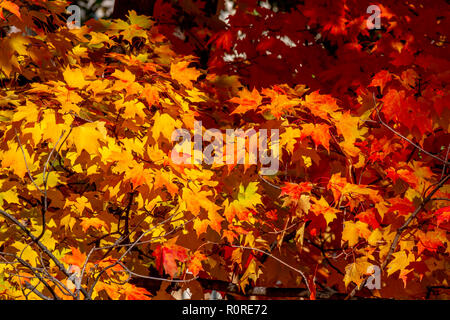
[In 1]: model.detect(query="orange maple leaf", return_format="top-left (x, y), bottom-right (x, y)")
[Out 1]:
top-left (229, 87), bottom-right (263, 114)
top-left (300, 123), bottom-right (331, 152)
top-left (123, 283), bottom-right (152, 300)
top-left (62, 247), bottom-right (86, 268)
top-left (188, 252), bottom-right (206, 277)
top-left (281, 182), bottom-right (312, 201)
top-left (170, 60), bottom-right (201, 88)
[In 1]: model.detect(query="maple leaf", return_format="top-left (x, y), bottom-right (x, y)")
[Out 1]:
top-left (62, 247), bottom-right (86, 268)
top-left (65, 196), bottom-right (93, 214)
top-left (281, 182), bottom-right (312, 201)
top-left (386, 167), bottom-right (419, 189)
top-left (311, 196), bottom-right (339, 226)
top-left (123, 283), bottom-right (152, 300)
top-left (69, 121), bottom-right (107, 155)
top-left (299, 123), bottom-right (331, 152)
top-left (280, 127), bottom-right (301, 154)
top-left (152, 111), bottom-right (182, 141)
top-left (387, 251), bottom-right (415, 276)
top-left (401, 69), bottom-right (419, 88)
top-left (342, 221), bottom-right (371, 247)
top-left (435, 206), bottom-right (450, 226)
top-left (170, 61), bottom-right (201, 89)
top-left (182, 186), bottom-right (219, 216)
top-left (261, 88), bottom-right (300, 118)
top-left (416, 230), bottom-right (446, 255)
top-left (142, 84), bottom-right (160, 106)
top-left (264, 209), bottom-right (277, 221)
top-left (327, 173), bottom-right (347, 203)
top-left (153, 243), bottom-right (189, 278)
top-left (210, 30), bottom-right (233, 52)
top-left (328, 173), bottom-right (381, 209)
top-left (229, 88), bottom-right (263, 114)
top-left (355, 208), bottom-right (380, 229)
top-left (63, 66), bottom-right (87, 89)
top-left (303, 91), bottom-right (339, 120)
top-left (96, 282), bottom-right (121, 300)
top-left (0, 142), bottom-right (36, 179)
top-left (333, 111), bottom-right (368, 157)
top-left (387, 197), bottom-right (415, 216)
top-left (112, 68), bottom-right (135, 83)
top-left (343, 258), bottom-right (372, 288)
top-left (193, 218), bottom-right (209, 237)
top-left (188, 251), bottom-right (206, 276)
top-left (237, 182), bottom-right (262, 208)
top-left (80, 217), bottom-right (109, 232)
top-left (369, 70), bottom-right (392, 92)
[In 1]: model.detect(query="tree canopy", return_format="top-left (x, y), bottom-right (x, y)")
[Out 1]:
top-left (0, 0), bottom-right (449, 300)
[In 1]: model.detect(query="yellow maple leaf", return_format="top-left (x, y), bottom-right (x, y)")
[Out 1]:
top-left (151, 111), bottom-right (182, 141)
top-left (128, 10), bottom-right (153, 28)
top-left (280, 127), bottom-right (301, 154)
top-left (343, 258), bottom-right (373, 288)
top-left (193, 218), bottom-right (209, 236)
top-left (387, 251), bottom-right (415, 276)
top-left (334, 111), bottom-right (367, 157)
top-left (65, 196), bottom-right (93, 214)
top-left (8, 34), bottom-right (28, 55)
top-left (69, 121), bottom-right (107, 155)
top-left (61, 214), bottom-right (77, 231)
top-left (63, 66), bottom-right (87, 89)
top-left (0, 142), bottom-right (36, 179)
top-left (342, 221), bottom-right (371, 247)
top-left (0, 189), bottom-right (19, 206)
top-left (261, 89), bottom-right (300, 118)
top-left (311, 196), bottom-right (339, 225)
top-left (89, 32), bottom-right (112, 46)
top-left (13, 242), bottom-right (38, 263)
top-left (237, 182), bottom-right (262, 209)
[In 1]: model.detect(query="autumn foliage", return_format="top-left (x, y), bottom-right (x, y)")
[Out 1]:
top-left (0, 0), bottom-right (449, 300)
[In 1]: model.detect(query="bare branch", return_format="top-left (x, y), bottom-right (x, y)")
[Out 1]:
top-left (0, 208), bottom-right (90, 299)
top-left (24, 281), bottom-right (52, 300)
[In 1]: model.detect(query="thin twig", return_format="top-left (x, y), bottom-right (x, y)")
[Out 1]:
top-left (346, 174), bottom-right (450, 299)
top-left (440, 143), bottom-right (450, 180)
top-left (222, 243), bottom-right (311, 295)
top-left (0, 208), bottom-right (90, 299)
top-left (24, 282), bottom-right (52, 300)
top-left (372, 94), bottom-right (449, 165)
